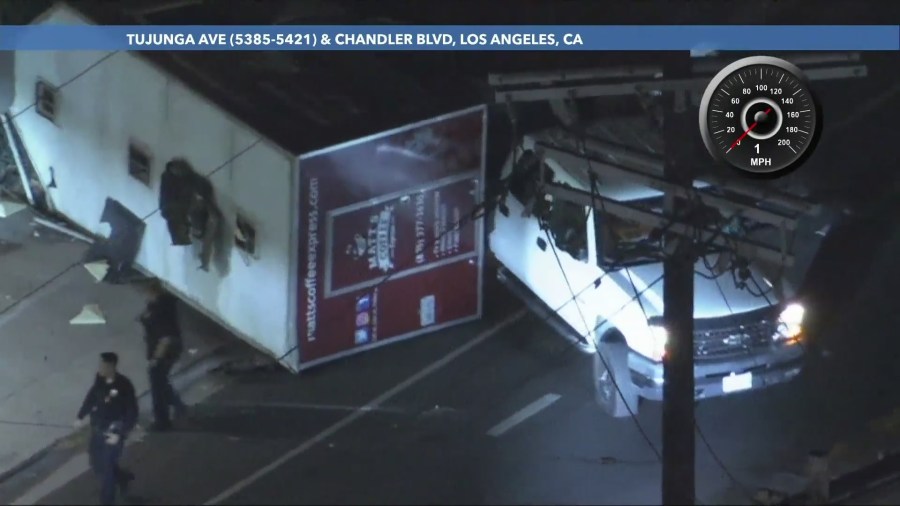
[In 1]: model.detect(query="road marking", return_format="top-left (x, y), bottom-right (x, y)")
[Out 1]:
top-left (11, 453), bottom-right (91, 506)
top-left (206, 401), bottom-right (406, 414)
top-left (486, 393), bottom-right (562, 437)
top-left (204, 308), bottom-right (528, 505)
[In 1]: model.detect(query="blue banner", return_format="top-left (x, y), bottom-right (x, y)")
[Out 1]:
top-left (1, 25), bottom-right (897, 51)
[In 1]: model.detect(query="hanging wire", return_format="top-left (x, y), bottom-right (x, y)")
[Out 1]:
top-left (0, 51), bottom-right (121, 127)
top-left (543, 227), bottom-right (662, 460)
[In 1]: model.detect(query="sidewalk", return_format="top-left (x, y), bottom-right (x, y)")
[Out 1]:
top-left (0, 206), bottom-right (233, 484)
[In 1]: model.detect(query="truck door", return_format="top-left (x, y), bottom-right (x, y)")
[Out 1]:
top-left (492, 150), bottom-right (601, 342)
top-left (539, 198), bottom-right (601, 341)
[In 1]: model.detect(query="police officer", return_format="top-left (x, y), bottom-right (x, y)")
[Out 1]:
top-left (139, 283), bottom-right (186, 431)
top-left (74, 352), bottom-right (138, 505)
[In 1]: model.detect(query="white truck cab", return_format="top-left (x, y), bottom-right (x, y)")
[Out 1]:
top-left (489, 118), bottom-right (814, 417)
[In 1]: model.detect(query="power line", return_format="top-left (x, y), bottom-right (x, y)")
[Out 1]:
top-left (619, 231), bottom-right (754, 503)
top-left (691, 240), bottom-right (811, 506)
top-left (575, 130), bottom-right (723, 270)
top-left (139, 138), bottom-right (264, 222)
top-left (617, 244), bottom-right (744, 494)
top-left (0, 46), bottom-right (263, 227)
top-left (1, 51), bottom-right (120, 127)
top-left (0, 50), bottom-right (267, 310)
top-left (691, 214), bottom-right (805, 503)
top-left (1, 51), bottom-right (119, 211)
top-left (685, 206), bottom-right (783, 501)
top-left (602, 178), bottom-right (780, 502)
top-left (694, 421), bottom-right (756, 501)
top-left (0, 261), bottom-right (81, 319)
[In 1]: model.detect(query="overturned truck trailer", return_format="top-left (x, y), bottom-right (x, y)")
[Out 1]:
top-left (7, 5), bottom-right (487, 373)
top-left (291, 106), bottom-right (488, 370)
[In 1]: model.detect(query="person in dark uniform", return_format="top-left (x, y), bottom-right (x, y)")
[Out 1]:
top-left (74, 352), bottom-right (138, 506)
top-left (139, 283), bottom-right (186, 431)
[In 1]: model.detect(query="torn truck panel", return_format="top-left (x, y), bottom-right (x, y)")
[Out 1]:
top-left (295, 105), bottom-right (487, 369)
top-left (159, 158), bottom-right (224, 271)
top-left (84, 198), bottom-right (146, 284)
top-left (1, 112), bottom-right (47, 211)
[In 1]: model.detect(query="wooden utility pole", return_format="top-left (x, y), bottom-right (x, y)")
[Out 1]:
top-left (661, 52), bottom-right (697, 506)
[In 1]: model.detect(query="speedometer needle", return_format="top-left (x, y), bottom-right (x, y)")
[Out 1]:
top-left (730, 107), bottom-right (772, 150)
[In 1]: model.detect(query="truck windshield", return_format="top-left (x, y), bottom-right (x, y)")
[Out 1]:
top-left (594, 196), bottom-right (663, 268)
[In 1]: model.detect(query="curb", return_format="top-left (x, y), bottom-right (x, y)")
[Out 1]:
top-left (0, 445), bottom-right (54, 489)
top-left (0, 345), bottom-right (234, 486)
top-left (776, 450), bottom-right (900, 505)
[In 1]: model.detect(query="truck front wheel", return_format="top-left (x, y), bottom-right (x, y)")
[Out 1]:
top-left (594, 335), bottom-right (640, 418)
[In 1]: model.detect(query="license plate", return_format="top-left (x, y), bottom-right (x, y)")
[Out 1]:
top-left (722, 372), bottom-right (753, 393)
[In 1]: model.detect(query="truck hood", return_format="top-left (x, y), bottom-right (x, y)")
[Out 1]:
top-left (614, 255), bottom-right (785, 319)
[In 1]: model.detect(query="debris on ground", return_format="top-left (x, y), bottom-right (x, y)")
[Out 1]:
top-left (213, 354), bottom-right (282, 375)
top-left (33, 217), bottom-right (94, 244)
top-left (69, 304), bottom-right (106, 325)
top-left (0, 198), bottom-right (26, 218)
top-left (83, 260), bottom-right (109, 283)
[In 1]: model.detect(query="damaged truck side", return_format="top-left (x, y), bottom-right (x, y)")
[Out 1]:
top-left (489, 117), bottom-right (831, 417)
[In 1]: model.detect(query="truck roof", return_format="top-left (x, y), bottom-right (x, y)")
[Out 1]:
top-left (528, 116), bottom-right (667, 203)
top-left (40, 2), bottom-right (482, 156)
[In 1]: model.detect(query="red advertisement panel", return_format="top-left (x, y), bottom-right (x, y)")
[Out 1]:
top-left (296, 106), bottom-right (486, 367)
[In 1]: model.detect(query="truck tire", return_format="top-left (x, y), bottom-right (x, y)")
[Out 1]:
top-left (594, 338), bottom-right (640, 418)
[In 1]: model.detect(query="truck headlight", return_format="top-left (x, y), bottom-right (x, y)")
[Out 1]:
top-left (775, 302), bottom-right (805, 342)
top-left (648, 325), bottom-right (668, 361)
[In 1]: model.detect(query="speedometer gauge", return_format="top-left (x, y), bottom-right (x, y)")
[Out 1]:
top-left (699, 56), bottom-right (821, 176)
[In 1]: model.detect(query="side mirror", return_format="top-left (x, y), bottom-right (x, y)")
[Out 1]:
top-left (536, 237), bottom-right (547, 251)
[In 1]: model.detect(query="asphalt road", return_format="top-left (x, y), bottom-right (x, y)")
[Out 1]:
top-left (27, 204), bottom-right (900, 506)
